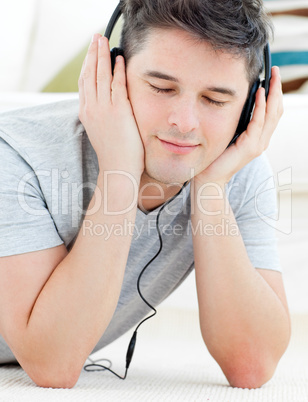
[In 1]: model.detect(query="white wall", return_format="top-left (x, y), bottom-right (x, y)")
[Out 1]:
top-left (0, 0), bottom-right (119, 92)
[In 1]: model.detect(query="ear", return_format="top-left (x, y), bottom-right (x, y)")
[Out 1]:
top-left (110, 47), bottom-right (125, 74)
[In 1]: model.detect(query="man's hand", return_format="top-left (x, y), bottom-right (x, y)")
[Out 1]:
top-left (78, 34), bottom-right (144, 179)
top-left (194, 66), bottom-right (283, 187)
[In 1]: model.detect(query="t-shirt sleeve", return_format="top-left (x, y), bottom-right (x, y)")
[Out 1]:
top-left (227, 153), bottom-right (281, 272)
top-left (0, 137), bottom-right (64, 257)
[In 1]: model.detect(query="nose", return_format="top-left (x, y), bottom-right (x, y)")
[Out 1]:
top-left (167, 96), bottom-right (200, 134)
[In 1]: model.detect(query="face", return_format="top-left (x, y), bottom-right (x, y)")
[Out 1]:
top-left (126, 28), bottom-right (250, 185)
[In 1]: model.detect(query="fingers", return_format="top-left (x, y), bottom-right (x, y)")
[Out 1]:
top-left (79, 33), bottom-right (127, 108)
top-left (78, 57), bottom-right (87, 107)
top-left (97, 36), bottom-right (112, 103)
top-left (262, 66), bottom-right (284, 139)
top-left (246, 86), bottom-right (266, 139)
top-left (81, 34), bottom-right (101, 104)
top-left (111, 55), bottom-right (129, 105)
top-left (245, 66), bottom-right (283, 151)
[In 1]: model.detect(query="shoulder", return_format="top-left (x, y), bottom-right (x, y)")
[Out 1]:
top-left (227, 153), bottom-right (277, 216)
top-left (0, 98), bottom-right (80, 123)
top-left (0, 99), bottom-right (85, 164)
top-left (227, 153), bottom-right (274, 195)
top-left (0, 99), bottom-right (83, 149)
top-left (230, 153), bottom-right (273, 186)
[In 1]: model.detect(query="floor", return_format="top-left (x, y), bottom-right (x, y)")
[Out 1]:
top-left (0, 308), bottom-right (307, 402)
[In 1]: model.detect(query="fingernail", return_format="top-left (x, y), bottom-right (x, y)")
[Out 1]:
top-left (275, 66), bottom-right (281, 78)
top-left (91, 33), bottom-right (100, 43)
top-left (99, 37), bottom-right (105, 47)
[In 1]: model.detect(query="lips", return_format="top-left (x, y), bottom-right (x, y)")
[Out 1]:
top-left (158, 138), bottom-right (199, 155)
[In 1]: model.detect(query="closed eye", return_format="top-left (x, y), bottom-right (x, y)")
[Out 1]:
top-left (203, 97), bottom-right (226, 107)
top-left (149, 83), bottom-right (227, 107)
top-left (148, 84), bottom-right (174, 94)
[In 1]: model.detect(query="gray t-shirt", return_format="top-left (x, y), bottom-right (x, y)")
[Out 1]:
top-left (0, 99), bottom-right (281, 363)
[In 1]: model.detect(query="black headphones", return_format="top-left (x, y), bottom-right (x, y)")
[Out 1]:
top-left (104, 3), bottom-right (124, 72)
top-left (104, 3), bottom-right (272, 148)
top-left (229, 44), bottom-right (271, 147)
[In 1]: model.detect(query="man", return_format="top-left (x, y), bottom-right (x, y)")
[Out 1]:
top-left (0, 0), bottom-right (290, 389)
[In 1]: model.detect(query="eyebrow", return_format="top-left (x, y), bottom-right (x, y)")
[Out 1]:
top-left (206, 86), bottom-right (236, 97)
top-left (144, 70), bottom-right (179, 83)
top-left (143, 70), bottom-right (237, 97)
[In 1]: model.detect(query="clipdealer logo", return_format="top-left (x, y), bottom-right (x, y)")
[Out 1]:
top-left (17, 168), bottom-right (97, 228)
top-left (254, 167), bottom-right (292, 235)
top-left (16, 167), bottom-right (293, 236)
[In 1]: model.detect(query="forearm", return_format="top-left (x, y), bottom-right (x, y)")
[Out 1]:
top-left (192, 181), bottom-right (291, 387)
top-left (19, 172), bottom-right (138, 382)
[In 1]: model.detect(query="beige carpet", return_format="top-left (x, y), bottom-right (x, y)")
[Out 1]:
top-left (0, 308), bottom-right (307, 401)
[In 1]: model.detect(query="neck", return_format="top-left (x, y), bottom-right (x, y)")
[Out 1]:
top-left (138, 172), bottom-right (186, 213)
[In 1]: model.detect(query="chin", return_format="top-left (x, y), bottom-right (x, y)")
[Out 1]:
top-left (144, 159), bottom-right (198, 186)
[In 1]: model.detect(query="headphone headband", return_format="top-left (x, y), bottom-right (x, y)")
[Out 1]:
top-left (104, 3), bottom-right (122, 40)
top-left (104, 3), bottom-right (271, 93)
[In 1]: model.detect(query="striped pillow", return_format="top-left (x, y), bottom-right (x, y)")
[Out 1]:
top-left (264, 0), bottom-right (308, 93)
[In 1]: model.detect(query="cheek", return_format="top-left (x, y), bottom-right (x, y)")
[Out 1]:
top-left (207, 94), bottom-right (247, 143)
top-left (202, 110), bottom-right (239, 148)
top-left (130, 95), bottom-right (167, 143)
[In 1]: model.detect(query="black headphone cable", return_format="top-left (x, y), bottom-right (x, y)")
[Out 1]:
top-left (84, 181), bottom-right (188, 379)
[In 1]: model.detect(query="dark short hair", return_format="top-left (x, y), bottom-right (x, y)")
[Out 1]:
top-left (120, 0), bottom-right (273, 86)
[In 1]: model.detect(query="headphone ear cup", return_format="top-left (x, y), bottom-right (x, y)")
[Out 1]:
top-left (227, 78), bottom-right (260, 147)
top-left (110, 47), bottom-right (125, 74)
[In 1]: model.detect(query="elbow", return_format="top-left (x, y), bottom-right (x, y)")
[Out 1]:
top-left (33, 372), bottom-right (80, 389)
top-left (225, 363), bottom-right (275, 389)
top-left (4, 328), bottom-right (83, 388)
top-left (23, 359), bottom-right (82, 389)
top-left (222, 356), bottom-right (278, 389)
top-left (222, 336), bottom-right (291, 389)
top-left (207, 331), bottom-right (290, 389)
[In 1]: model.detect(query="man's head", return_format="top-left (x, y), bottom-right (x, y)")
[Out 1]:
top-left (118, 0), bottom-right (273, 186)
top-left (120, 0), bottom-right (273, 88)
